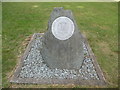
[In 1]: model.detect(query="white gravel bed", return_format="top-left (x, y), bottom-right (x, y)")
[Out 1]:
top-left (19, 36), bottom-right (99, 80)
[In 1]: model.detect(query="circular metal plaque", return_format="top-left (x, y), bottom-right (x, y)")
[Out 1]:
top-left (52, 17), bottom-right (75, 40)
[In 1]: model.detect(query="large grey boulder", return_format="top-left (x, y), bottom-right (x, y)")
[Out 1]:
top-left (40, 7), bottom-right (84, 69)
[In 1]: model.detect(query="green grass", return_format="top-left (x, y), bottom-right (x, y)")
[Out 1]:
top-left (2, 2), bottom-right (118, 88)
top-left (0, 2), bottom-right (2, 89)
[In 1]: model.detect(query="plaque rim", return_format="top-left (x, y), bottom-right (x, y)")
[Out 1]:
top-left (51, 16), bottom-right (75, 40)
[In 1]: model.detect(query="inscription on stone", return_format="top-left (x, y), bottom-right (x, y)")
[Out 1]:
top-left (52, 16), bottom-right (75, 40)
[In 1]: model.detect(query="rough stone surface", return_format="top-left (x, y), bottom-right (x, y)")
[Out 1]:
top-left (19, 35), bottom-right (99, 80)
top-left (41, 7), bottom-right (84, 69)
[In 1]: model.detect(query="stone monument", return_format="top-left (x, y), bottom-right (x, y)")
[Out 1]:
top-left (40, 7), bottom-right (84, 69)
top-left (10, 7), bottom-right (106, 85)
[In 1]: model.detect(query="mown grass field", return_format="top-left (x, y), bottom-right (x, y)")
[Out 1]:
top-left (2, 2), bottom-right (118, 88)
top-left (0, 2), bottom-right (2, 89)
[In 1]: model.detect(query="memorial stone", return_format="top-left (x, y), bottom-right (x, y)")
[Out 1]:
top-left (40, 7), bottom-right (84, 69)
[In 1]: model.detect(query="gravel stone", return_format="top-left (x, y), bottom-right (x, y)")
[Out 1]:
top-left (19, 36), bottom-right (100, 80)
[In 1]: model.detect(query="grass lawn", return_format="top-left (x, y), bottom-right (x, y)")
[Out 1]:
top-left (2, 2), bottom-right (118, 88)
top-left (0, 2), bottom-right (2, 89)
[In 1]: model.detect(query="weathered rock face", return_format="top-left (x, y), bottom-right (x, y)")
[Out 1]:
top-left (40, 7), bottom-right (84, 69)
